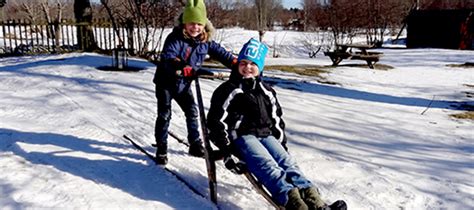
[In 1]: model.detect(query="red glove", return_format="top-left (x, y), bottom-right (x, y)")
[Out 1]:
top-left (183, 66), bottom-right (195, 78)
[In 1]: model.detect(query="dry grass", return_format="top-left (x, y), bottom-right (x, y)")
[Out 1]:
top-left (266, 65), bottom-right (329, 77)
top-left (202, 61), bottom-right (394, 85)
top-left (451, 111), bottom-right (474, 120)
top-left (446, 62), bottom-right (474, 68)
top-left (202, 61), bottom-right (332, 79)
top-left (330, 63), bottom-right (394, 70)
top-left (266, 65), bottom-right (340, 85)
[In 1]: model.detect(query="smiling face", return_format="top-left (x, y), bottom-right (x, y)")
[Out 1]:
top-left (238, 59), bottom-right (260, 78)
top-left (184, 22), bottom-right (204, 38)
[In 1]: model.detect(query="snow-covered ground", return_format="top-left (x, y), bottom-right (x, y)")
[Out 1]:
top-left (0, 36), bottom-right (473, 210)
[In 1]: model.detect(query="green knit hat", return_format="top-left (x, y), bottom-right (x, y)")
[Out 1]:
top-left (183, 0), bottom-right (207, 25)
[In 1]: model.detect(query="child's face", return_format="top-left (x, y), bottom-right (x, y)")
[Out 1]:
top-left (184, 22), bottom-right (204, 38)
top-left (238, 59), bottom-right (260, 78)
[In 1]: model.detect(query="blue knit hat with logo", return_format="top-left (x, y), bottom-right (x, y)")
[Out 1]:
top-left (237, 38), bottom-right (268, 72)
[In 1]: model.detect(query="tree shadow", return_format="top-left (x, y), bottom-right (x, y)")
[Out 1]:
top-left (0, 128), bottom-right (218, 209)
top-left (0, 54), bottom-right (155, 70)
top-left (0, 54), bottom-right (161, 110)
top-left (263, 76), bottom-right (472, 111)
top-left (0, 54), bottom-right (156, 95)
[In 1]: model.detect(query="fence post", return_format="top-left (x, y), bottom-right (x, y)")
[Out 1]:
top-left (60, 20), bottom-right (65, 48)
top-left (1, 20), bottom-right (7, 52)
top-left (34, 22), bottom-right (40, 49)
top-left (54, 20), bottom-right (59, 53)
top-left (39, 22), bottom-right (46, 51)
top-left (19, 20), bottom-right (24, 49)
top-left (7, 20), bottom-right (12, 51)
top-left (13, 20), bottom-right (18, 50)
top-left (23, 20), bottom-right (29, 49)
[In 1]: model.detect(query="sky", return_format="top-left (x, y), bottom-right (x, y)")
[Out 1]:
top-left (283, 0), bottom-right (302, 9)
top-left (0, 28), bottom-right (473, 209)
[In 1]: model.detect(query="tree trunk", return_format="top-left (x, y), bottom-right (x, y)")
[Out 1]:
top-left (74, 0), bottom-right (97, 51)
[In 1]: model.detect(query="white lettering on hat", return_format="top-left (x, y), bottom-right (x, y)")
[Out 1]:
top-left (244, 39), bottom-right (260, 59)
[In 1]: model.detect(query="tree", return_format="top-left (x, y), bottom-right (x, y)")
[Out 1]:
top-left (302, 0), bottom-right (414, 46)
top-left (254, 0), bottom-right (283, 41)
top-left (207, 0), bottom-right (236, 28)
top-left (74, 0), bottom-right (98, 51)
top-left (99, 0), bottom-right (182, 60)
top-left (0, 0), bottom-right (6, 21)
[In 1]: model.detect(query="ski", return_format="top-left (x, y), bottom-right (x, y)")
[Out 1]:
top-left (194, 76), bottom-right (218, 204)
top-left (152, 131), bottom-right (189, 147)
top-left (123, 134), bottom-right (207, 200)
top-left (168, 130), bottom-right (189, 146)
top-left (166, 130), bottom-right (225, 161)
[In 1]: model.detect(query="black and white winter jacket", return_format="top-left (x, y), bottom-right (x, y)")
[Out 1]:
top-left (207, 73), bottom-right (287, 152)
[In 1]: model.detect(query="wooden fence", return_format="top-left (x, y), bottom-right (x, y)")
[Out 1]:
top-left (0, 19), bottom-right (149, 56)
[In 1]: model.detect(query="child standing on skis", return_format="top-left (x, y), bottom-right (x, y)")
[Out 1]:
top-left (207, 38), bottom-right (346, 210)
top-left (153, 0), bottom-right (236, 165)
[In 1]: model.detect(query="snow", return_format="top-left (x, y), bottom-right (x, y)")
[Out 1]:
top-left (1, 32), bottom-right (473, 210)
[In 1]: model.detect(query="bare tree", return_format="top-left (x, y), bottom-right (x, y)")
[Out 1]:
top-left (255, 0), bottom-right (267, 41)
top-left (10, 0), bottom-right (42, 22)
top-left (74, 0), bottom-right (98, 51)
top-left (38, 0), bottom-right (67, 48)
top-left (255, 0), bottom-right (283, 41)
top-left (207, 0), bottom-right (236, 28)
top-left (303, 0), bottom-right (414, 46)
top-left (99, 0), bottom-right (182, 59)
top-left (6, 0), bottom-right (72, 50)
top-left (0, 0), bottom-right (5, 20)
top-left (299, 31), bottom-right (331, 58)
top-left (302, 0), bottom-right (320, 31)
top-left (362, 0), bottom-right (412, 46)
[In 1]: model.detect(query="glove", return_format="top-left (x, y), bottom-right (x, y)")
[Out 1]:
top-left (182, 66), bottom-right (195, 78)
top-left (223, 156), bottom-right (246, 174)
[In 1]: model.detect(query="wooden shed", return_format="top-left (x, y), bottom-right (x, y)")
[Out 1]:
top-left (406, 9), bottom-right (473, 50)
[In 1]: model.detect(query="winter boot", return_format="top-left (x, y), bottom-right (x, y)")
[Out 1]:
top-left (316, 200), bottom-right (347, 210)
top-left (285, 188), bottom-right (308, 210)
top-left (155, 143), bottom-right (168, 165)
top-left (327, 200), bottom-right (347, 210)
top-left (300, 187), bottom-right (326, 210)
top-left (188, 141), bottom-right (205, 157)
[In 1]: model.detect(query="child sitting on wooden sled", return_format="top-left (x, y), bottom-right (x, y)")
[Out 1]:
top-left (207, 38), bottom-right (346, 210)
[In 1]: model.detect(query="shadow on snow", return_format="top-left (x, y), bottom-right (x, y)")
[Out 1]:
top-left (263, 77), bottom-right (472, 111)
top-left (0, 128), bottom-right (225, 209)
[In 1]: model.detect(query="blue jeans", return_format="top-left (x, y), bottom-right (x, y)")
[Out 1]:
top-left (154, 86), bottom-right (200, 146)
top-left (234, 135), bottom-right (313, 206)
